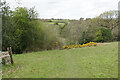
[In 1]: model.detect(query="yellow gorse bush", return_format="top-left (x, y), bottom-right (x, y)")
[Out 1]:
top-left (62, 42), bottom-right (97, 49)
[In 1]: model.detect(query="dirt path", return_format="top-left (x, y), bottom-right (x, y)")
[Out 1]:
top-left (97, 42), bottom-right (111, 45)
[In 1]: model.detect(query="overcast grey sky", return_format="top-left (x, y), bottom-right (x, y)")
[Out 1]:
top-left (4, 0), bottom-right (119, 19)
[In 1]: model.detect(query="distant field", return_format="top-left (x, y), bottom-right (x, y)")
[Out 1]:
top-left (45, 19), bottom-right (68, 27)
top-left (2, 42), bottom-right (118, 78)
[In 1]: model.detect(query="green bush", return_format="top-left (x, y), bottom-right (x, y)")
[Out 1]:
top-left (95, 27), bottom-right (112, 42)
top-left (78, 32), bottom-right (87, 44)
top-left (49, 20), bottom-right (52, 22)
top-left (78, 26), bottom-right (96, 44)
top-left (55, 22), bottom-right (59, 25)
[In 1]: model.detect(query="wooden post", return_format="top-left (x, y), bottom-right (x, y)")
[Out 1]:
top-left (7, 47), bottom-right (14, 64)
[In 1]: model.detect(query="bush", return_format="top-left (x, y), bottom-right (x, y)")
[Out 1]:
top-left (55, 22), bottom-right (59, 25)
top-left (49, 20), bottom-right (52, 22)
top-left (78, 32), bottom-right (87, 44)
top-left (78, 26), bottom-right (96, 45)
top-left (95, 27), bottom-right (112, 42)
top-left (62, 42), bottom-right (97, 49)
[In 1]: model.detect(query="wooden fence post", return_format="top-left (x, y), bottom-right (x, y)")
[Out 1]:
top-left (7, 47), bottom-right (14, 64)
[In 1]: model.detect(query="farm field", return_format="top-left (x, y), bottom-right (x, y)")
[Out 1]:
top-left (2, 42), bottom-right (118, 78)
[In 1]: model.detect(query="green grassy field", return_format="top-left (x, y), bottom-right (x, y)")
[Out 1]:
top-left (2, 42), bottom-right (118, 78)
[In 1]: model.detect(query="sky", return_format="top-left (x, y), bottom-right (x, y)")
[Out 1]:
top-left (2, 0), bottom-right (120, 19)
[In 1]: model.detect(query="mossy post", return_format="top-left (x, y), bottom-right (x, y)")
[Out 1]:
top-left (7, 47), bottom-right (14, 64)
top-left (118, 1), bottom-right (120, 80)
top-left (0, 0), bottom-right (2, 52)
top-left (0, 1), bottom-right (2, 78)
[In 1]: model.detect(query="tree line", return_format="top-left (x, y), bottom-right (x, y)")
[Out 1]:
top-left (61, 10), bottom-right (118, 45)
top-left (2, 2), bottom-right (118, 54)
top-left (2, 2), bottom-right (63, 54)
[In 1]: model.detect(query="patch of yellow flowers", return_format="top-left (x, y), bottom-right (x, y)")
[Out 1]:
top-left (62, 42), bottom-right (97, 49)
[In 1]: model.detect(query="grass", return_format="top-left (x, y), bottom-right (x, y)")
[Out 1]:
top-left (49, 22), bottom-right (55, 24)
top-left (2, 42), bottom-right (118, 78)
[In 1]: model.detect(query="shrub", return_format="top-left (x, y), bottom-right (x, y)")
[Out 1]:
top-left (78, 25), bottom-right (96, 45)
top-left (55, 22), bottom-right (59, 25)
top-left (62, 42), bottom-right (97, 49)
top-left (49, 20), bottom-right (52, 22)
top-left (95, 27), bottom-right (112, 42)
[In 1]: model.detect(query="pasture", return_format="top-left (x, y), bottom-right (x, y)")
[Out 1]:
top-left (2, 42), bottom-right (118, 78)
